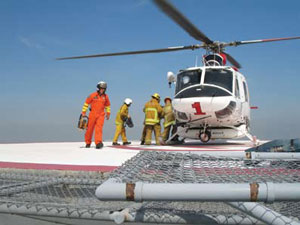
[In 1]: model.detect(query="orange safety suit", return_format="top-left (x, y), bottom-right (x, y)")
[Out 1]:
top-left (82, 91), bottom-right (111, 145)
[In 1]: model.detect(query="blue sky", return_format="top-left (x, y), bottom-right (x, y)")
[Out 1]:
top-left (1, 0), bottom-right (300, 143)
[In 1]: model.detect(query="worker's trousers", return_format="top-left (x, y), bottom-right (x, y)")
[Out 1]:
top-left (144, 124), bottom-right (161, 145)
top-left (85, 113), bottom-right (105, 145)
top-left (141, 125), bottom-right (146, 143)
top-left (113, 124), bottom-right (128, 143)
top-left (162, 125), bottom-right (177, 142)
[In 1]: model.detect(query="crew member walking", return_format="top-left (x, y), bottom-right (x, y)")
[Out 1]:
top-left (143, 93), bottom-right (164, 145)
top-left (112, 98), bottom-right (132, 145)
top-left (81, 81), bottom-right (110, 149)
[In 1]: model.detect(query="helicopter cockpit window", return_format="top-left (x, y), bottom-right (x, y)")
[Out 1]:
top-left (176, 70), bottom-right (202, 94)
top-left (204, 69), bottom-right (233, 92)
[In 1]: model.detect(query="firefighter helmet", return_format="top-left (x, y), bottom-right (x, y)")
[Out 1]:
top-left (124, 98), bottom-right (133, 105)
top-left (164, 97), bottom-right (172, 103)
top-left (152, 93), bottom-right (161, 101)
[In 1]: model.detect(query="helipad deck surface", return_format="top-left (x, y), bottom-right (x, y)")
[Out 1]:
top-left (0, 140), bottom-right (255, 171)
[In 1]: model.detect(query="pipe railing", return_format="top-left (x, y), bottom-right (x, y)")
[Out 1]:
top-left (96, 179), bottom-right (300, 225)
top-left (0, 203), bottom-right (263, 225)
top-left (96, 179), bottom-right (300, 203)
top-left (189, 151), bottom-right (300, 160)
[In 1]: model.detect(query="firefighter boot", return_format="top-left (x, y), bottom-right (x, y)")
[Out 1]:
top-left (96, 142), bottom-right (104, 149)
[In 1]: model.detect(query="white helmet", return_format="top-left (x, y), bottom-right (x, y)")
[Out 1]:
top-left (97, 81), bottom-right (107, 90)
top-left (124, 98), bottom-right (133, 105)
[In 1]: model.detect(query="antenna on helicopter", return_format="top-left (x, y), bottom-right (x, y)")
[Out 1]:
top-left (195, 55), bottom-right (198, 67)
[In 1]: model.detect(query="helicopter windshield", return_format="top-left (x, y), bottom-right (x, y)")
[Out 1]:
top-left (175, 69), bottom-right (202, 94)
top-left (204, 69), bottom-right (233, 92)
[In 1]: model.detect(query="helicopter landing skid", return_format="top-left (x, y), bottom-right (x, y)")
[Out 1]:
top-left (227, 125), bottom-right (259, 146)
top-left (163, 116), bottom-right (213, 145)
top-left (244, 131), bottom-right (259, 146)
top-left (162, 125), bottom-right (259, 146)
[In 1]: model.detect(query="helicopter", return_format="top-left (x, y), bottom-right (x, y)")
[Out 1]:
top-left (57, 0), bottom-right (300, 144)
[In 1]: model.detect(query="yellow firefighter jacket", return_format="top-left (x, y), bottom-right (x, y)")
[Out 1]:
top-left (144, 99), bottom-right (164, 125)
top-left (163, 102), bottom-right (175, 128)
top-left (115, 104), bottom-right (129, 125)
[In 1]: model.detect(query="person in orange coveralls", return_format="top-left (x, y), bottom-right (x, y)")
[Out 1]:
top-left (81, 81), bottom-right (111, 149)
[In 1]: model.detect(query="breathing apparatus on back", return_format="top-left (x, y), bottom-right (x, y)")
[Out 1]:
top-left (78, 114), bottom-right (89, 130)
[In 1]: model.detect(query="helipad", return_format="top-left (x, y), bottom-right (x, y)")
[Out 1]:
top-left (0, 140), bottom-right (255, 171)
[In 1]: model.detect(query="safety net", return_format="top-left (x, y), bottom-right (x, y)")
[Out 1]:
top-left (0, 151), bottom-right (300, 224)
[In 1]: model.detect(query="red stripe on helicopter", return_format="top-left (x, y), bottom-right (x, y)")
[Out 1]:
top-left (219, 53), bottom-right (227, 65)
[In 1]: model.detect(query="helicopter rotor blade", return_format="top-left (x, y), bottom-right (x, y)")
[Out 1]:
top-left (153, 0), bottom-right (213, 44)
top-left (222, 51), bottom-right (241, 69)
top-left (56, 45), bottom-right (203, 60)
top-left (225, 36), bottom-right (300, 47)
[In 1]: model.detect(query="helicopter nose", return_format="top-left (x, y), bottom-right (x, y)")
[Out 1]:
top-left (215, 101), bottom-right (236, 119)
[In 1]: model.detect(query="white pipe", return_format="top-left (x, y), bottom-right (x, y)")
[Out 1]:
top-left (188, 151), bottom-right (246, 158)
top-left (228, 202), bottom-right (300, 225)
top-left (0, 203), bottom-right (263, 224)
top-left (96, 179), bottom-right (300, 203)
top-left (95, 178), bottom-right (127, 200)
top-left (133, 182), bottom-right (251, 202)
top-left (0, 204), bottom-right (126, 224)
top-left (189, 151), bottom-right (300, 160)
top-left (249, 152), bottom-right (300, 160)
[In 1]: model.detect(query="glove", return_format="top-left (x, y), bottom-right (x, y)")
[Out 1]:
top-left (106, 113), bottom-right (110, 120)
top-left (82, 112), bottom-right (86, 117)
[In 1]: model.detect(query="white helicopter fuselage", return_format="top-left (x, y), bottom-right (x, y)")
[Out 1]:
top-left (170, 66), bottom-right (251, 141)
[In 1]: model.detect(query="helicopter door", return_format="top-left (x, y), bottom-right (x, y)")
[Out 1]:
top-left (240, 78), bottom-right (251, 128)
top-left (234, 77), bottom-right (242, 122)
top-left (235, 78), bottom-right (241, 98)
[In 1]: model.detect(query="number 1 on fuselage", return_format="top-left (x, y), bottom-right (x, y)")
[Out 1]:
top-left (192, 102), bottom-right (206, 115)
